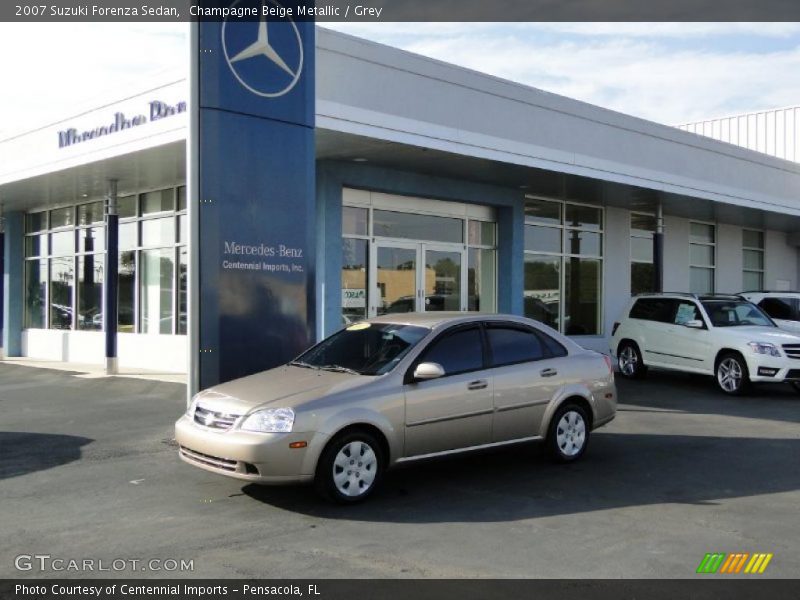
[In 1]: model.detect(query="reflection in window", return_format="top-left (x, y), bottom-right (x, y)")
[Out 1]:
top-left (25, 260), bottom-right (47, 329)
top-left (564, 257), bottom-right (601, 336)
top-left (118, 251), bottom-right (136, 333)
top-left (341, 238), bottom-right (368, 324)
top-left (373, 210), bottom-right (463, 243)
top-left (422, 328), bottom-right (484, 375)
top-left (468, 248), bottom-right (496, 312)
top-left (140, 249), bottom-right (174, 334)
top-left (631, 213), bottom-right (655, 295)
top-left (49, 257), bottom-right (74, 330)
top-left (78, 255), bottom-right (103, 331)
top-left (524, 255), bottom-right (560, 331)
top-left (178, 248), bottom-right (188, 335)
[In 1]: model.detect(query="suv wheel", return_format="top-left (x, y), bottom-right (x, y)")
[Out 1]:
top-left (314, 430), bottom-right (384, 504)
top-left (716, 353), bottom-right (750, 395)
top-left (617, 341), bottom-right (646, 379)
top-left (547, 403), bottom-right (590, 463)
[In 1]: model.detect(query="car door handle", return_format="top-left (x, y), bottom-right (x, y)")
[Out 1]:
top-left (540, 368), bottom-right (558, 378)
top-left (467, 379), bottom-right (488, 390)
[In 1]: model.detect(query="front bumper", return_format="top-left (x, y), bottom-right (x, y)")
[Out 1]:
top-left (174, 415), bottom-right (328, 484)
top-left (744, 356), bottom-right (800, 383)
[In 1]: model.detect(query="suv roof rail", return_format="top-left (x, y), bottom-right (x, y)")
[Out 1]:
top-left (740, 290), bottom-right (800, 294)
top-left (633, 291), bottom-right (697, 298)
top-left (698, 294), bottom-right (747, 300)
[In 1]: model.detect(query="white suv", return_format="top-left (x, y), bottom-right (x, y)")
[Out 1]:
top-left (611, 293), bottom-right (800, 395)
top-left (740, 291), bottom-right (800, 335)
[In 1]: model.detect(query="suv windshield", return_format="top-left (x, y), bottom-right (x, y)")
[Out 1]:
top-left (291, 323), bottom-right (429, 376)
top-left (701, 300), bottom-right (774, 328)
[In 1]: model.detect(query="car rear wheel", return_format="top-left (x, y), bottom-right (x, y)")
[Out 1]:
top-left (314, 430), bottom-right (385, 504)
top-left (617, 341), bottom-right (647, 379)
top-left (715, 353), bottom-right (750, 395)
top-left (546, 403), bottom-right (590, 463)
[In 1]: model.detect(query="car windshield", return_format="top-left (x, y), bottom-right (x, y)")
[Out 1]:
top-left (291, 323), bottom-right (429, 376)
top-left (701, 300), bottom-right (774, 328)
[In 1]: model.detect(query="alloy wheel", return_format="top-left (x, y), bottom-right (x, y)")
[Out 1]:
top-left (717, 357), bottom-right (743, 393)
top-left (618, 345), bottom-right (638, 376)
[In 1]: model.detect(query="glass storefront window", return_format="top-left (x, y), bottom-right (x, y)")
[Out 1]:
top-left (118, 251), bottom-right (136, 333)
top-left (178, 248), bottom-right (188, 335)
top-left (468, 248), bottom-right (496, 312)
top-left (631, 236), bottom-right (653, 262)
top-left (690, 222), bottom-right (715, 244)
top-left (631, 213), bottom-right (655, 295)
top-left (565, 204), bottom-right (602, 230)
top-left (524, 254), bottom-right (560, 331)
top-left (49, 257), bottom-right (74, 330)
top-left (140, 248), bottom-right (174, 334)
top-left (26, 212), bottom-right (46, 233)
top-left (25, 234), bottom-right (44, 258)
top-left (50, 207), bottom-right (73, 229)
top-left (118, 195), bottom-right (137, 218)
top-left (78, 227), bottom-right (104, 253)
top-left (468, 221), bottom-right (495, 246)
top-left (341, 238), bottom-right (368, 324)
top-left (77, 201), bottom-right (104, 226)
top-left (178, 214), bottom-right (188, 244)
top-left (564, 230), bottom-right (602, 256)
top-left (373, 210), bottom-right (463, 243)
top-left (425, 250), bottom-right (461, 312)
top-left (141, 216), bottom-right (175, 247)
top-left (119, 222), bottom-right (138, 250)
top-left (742, 229), bottom-right (764, 291)
top-left (50, 231), bottom-right (74, 256)
top-left (142, 189), bottom-right (174, 214)
top-left (25, 260), bottom-right (47, 329)
top-left (342, 206), bottom-right (368, 236)
top-left (177, 186), bottom-right (187, 211)
top-left (631, 263), bottom-right (655, 296)
top-left (524, 225), bottom-right (561, 253)
top-left (564, 257), bottom-right (601, 335)
top-left (690, 267), bottom-right (715, 294)
top-left (77, 255), bottom-right (103, 331)
top-left (524, 198), bottom-right (561, 225)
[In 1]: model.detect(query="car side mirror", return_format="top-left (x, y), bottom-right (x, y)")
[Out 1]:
top-left (684, 319), bottom-right (704, 329)
top-left (413, 362), bottom-right (445, 381)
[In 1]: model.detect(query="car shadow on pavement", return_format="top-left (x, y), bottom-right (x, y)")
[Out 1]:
top-left (0, 431), bottom-right (93, 481)
top-left (242, 433), bottom-right (800, 522)
top-left (616, 371), bottom-right (800, 424)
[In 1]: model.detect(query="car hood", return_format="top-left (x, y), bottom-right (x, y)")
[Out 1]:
top-left (716, 325), bottom-right (800, 345)
top-left (193, 365), bottom-right (372, 414)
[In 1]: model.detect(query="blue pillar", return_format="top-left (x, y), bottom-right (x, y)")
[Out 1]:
top-left (103, 180), bottom-right (119, 373)
top-left (3, 211), bottom-right (23, 356)
top-left (316, 166), bottom-right (343, 339)
top-left (497, 202), bottom-right (525, 315)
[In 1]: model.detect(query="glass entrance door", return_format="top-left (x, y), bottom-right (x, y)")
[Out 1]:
top-left (371, 242), bottom-right (466, 316)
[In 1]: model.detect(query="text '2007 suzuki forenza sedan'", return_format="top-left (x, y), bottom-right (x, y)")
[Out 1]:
top-left (175, 313), bottom-right (617, 503)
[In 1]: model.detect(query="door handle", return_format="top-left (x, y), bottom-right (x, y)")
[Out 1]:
top-left (540, 368), bottom-right (558, 378)
top-left (467, 379), bottom-right (488, 390)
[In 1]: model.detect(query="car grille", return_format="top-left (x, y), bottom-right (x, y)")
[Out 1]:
top-left (193, 404), bottom-right (241, 431)
top-left (782, 344), bottom-right (800, 359)
top-left (179, 446), bottom-right (238, 472)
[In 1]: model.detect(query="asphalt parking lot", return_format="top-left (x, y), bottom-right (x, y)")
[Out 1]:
top-left (1, 362), bottom-right (798, 579)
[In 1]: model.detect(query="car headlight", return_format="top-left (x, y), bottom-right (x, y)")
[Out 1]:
top-left (747, 342), bottom-right (781, 357)
top-left (240, 408), bottom-right (295, 433)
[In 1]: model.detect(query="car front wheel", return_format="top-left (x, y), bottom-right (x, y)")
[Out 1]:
top-left (547, 403), bottom-right (590, 463)
top-left (314, 430), bottom-right (385, 504)
top-left (617, 341), bottom-right (646, 379)
top-left (715, 353), bottom-right (750, 395)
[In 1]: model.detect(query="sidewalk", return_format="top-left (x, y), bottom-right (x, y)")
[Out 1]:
top-left (0, 356), bottom-right (186, 384)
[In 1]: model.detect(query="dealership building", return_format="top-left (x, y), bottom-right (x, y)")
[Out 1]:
top-left (2, 25), bottom-right (800, 392)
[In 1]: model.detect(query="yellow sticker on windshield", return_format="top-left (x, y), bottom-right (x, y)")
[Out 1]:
top-left (347, 322), bottom-right (371, 331)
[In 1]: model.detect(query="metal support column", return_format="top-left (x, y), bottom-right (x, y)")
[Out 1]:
top-left (104, 181), bottom-right (119, 374)
top-left (653, 199), bottom-right (665, 293)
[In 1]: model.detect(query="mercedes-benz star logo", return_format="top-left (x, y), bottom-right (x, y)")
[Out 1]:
top-left (222, 0), bottom-right (303, 98)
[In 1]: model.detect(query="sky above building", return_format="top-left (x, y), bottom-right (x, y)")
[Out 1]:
top-left (2, 22), bottom-right (800, 138)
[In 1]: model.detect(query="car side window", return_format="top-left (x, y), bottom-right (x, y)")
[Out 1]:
top-left (420, 327), bottom-right (484, 376)
top-left (538, 331), bottom-right (568, 357)
top-left (630, 298), bottom-right (676, 323)
top-left (486, 326), bottom-right (546, 367)
top-left (674, 301), bottom-right (703, 325)
top-left (759, 298), bottom-right (795, 321)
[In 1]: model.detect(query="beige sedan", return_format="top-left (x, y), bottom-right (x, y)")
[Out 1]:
top-left (175, 313), bottom-right (617, 503)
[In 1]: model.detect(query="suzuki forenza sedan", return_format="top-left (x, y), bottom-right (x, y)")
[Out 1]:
top-left (175, 313), bottom-right (617, 503)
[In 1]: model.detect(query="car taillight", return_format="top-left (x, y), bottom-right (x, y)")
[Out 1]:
top-left (611, 322), bottom-right (620, 336)
top-left (603, 354), bottom-right (614, 375)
